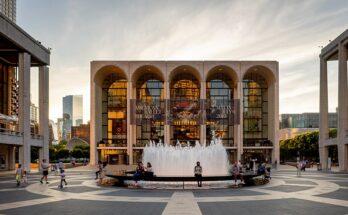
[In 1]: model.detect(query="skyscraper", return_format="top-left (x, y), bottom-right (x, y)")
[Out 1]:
top-left (62, 95), bottom-right (83, 140)
top-left (0, 0), bottom-right (16, 22)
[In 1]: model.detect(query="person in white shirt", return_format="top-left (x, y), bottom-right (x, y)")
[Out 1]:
top-left (40, 159), bottom-right (50, 184)
top-left (58, 169), bottom-right (67, 189)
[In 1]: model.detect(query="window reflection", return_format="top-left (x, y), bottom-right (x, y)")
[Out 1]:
top-left (102, 74), bottom-right (127, 147)
top-left (170, 73), bottom-right (200, 145)
top-left (135, 73), bottom-right (164, 146)
top-left (206, 72), bottom-right (234, 147)
top-left (243, 72), bottom-right (268, 146)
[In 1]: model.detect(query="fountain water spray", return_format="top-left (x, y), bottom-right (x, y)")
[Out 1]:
top-left (142, 133), bottom-right (230, 176)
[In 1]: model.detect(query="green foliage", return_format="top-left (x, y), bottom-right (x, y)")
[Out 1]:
top-left (329, 129), bottom-right (337, 138)
top-left (280, 130), bottom-right (319, 162)
top-left (31, 147), bottom-right (39, 162)
top-left (71, 144), bottom-right (90, 159)
top-left (59, 140), bottom-right (67, 145)
top-left (49, 146), bottom-right (56, 161)
top-left (71, 149), bottom-right (83, 158)
top-left (56, 149), bottom-right (70, 159)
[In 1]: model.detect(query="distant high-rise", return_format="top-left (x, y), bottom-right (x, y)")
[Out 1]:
top-left (0, 0), bottom-right (16, 22)
top-left (30, 102), bottom-right (38, 123)
top-left (62, 95), bottom-right (83, 140)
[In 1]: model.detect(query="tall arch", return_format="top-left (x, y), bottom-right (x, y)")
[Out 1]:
top-left (206, 66), bottom-right (237, 147)
top-left (99, 68), bottom-right (128, 164)
top-left (169, 65), bottom-right (201, 145)
top-left (132, 66), bottom-right (165, 161)
top-left (242, 65), bottom-right (275, 163)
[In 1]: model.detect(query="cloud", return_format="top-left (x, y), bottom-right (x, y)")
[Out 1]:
top-left (17, 0), bottom-right (348, 121)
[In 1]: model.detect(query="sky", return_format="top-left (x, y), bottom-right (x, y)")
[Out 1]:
top-left (16, 0), bottom-right (348, 123)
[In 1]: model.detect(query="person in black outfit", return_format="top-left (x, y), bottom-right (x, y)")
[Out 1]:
top-left (194, 161), bottom-right (202, 187)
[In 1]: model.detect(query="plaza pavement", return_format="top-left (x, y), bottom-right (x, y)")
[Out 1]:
top-left (0, 165), bottom-right (347, 215)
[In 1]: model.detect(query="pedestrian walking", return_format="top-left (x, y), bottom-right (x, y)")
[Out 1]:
top-left (296, 160), bottom-right (302, 177)
top-left (58, 169), bottom-right (67, 189)
top-left (15, 164), bottom-right (23, 187)
top-left (22, 169), bottom-right (28, 185)
top-left (40, 159), bottom-right (50, 184)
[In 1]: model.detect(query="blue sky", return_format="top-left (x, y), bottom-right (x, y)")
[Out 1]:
top-left (17, 0), bottom-right (348, 122)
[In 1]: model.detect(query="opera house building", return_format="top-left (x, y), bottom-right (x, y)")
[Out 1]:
top-left (90, 61), bottom-right (279, 166)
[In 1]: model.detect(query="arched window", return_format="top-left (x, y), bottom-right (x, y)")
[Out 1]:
top-left (170, 72), bottom-right (200, 145)
top-left (102, 73), bottom-right (127, 147)
top-left (243, 72), bottom-right (268, 145)
top-left (206, 72), bottom-right (234, 146)
top-left (135, 73), bottom-right (164, 146)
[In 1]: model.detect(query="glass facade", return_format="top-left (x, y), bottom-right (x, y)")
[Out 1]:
top-left (206, 72), bottom-right (234, 147)
top-left (243, 72), bottom-right (271, 147)
top-left (135, 73), bottom-right (164, 146)
top-left (102, 73), bottom-right (127, 147)
top-left (170, 73), bottom-right (200, 145)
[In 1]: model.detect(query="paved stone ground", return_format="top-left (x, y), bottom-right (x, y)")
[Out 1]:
top-left (0, 168), bottom-right (347, 215)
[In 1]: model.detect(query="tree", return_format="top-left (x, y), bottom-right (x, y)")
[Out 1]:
top-left (279, 129), bottom-right (340, 162)
top-left (56, 149), bottom-right (70, 159)
top-left (71, 149), bottom-right (83, 158)
top-left (72, 144), bottom-right (90, 159)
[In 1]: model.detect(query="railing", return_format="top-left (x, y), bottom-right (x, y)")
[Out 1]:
top-left (0, 127), bottom-right (22, 136)
top-left (31, 133), bottom-right (43, 139)
top-left (243, 138), bottom-right (273, 147)
top-left (98, 139), bottom-right (128, 147)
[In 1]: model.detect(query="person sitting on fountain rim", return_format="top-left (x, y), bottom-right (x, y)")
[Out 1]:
top-left (194, 161), bottom-right (202, 187)
top-left (232, 161), bottom-right (245, 185)
top-left (133, 161), bottom-right (144, 184)
top-left (144, 162), bottom-right (154, 179)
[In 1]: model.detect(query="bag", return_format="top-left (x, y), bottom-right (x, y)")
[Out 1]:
top-left (16, 174), bottom-right (21, 182)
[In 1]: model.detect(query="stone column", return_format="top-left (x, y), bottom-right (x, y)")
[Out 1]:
top-left (338, 43), bottom-right (348, 171)
top-left (200, 81), bottom-right (206, 145)
top-left (18, 52), bottom-right (31, 172)
top-left (236, 82), bottom-right (243, 161)
top-left (164, 81), bottom-right (170, 145)
top-left (8, 146), bottom-right (16, 170)
top-left (90, 70), bottom-right (101, 165)
top-left (271, 78), bottom-right (280, 167)
top-left (319, 56), bottom-right (329, 170)
top-left (38, 66), bottom-right (49, 165)
top-left (127, 81), bottom-right (133, 165)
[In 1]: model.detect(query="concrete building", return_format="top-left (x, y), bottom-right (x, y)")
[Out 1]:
top-left (320, 29), bottom-right (348, 171)
top-left (279, 112), bottom-right (337, 141)
top-left (71, 122), bottom-right (90, 143)
top-left (281, 113), bottom-right (337, 129)
top-left (56, 118), bottom-right (63, 142)
top-left (0, 13), bottom-right (50, 171)
top-left (0, 0), bottom-right (16, 23)
top-left (90, 61), bottom-right (279, 166)
top-left (62, 95), bottom-right (83, 140)
top-left (30, 102), bottom-right (38, 123)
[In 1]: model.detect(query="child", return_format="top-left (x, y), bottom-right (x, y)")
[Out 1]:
top-left (15, 164), bottom-right (23, 187)
top-left (22, 169), bottom-right (28, 185)
top-left (58, 169), bottom-right (67, 189)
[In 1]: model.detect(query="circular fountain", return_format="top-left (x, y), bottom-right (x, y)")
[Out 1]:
top-left (142, 139), bottom-right (230, 176)
top-left (107, 132), bottom-right (264, 189)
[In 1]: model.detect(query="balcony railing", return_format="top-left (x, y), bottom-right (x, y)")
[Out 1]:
top-left (243, 138), bottom-right (273, 147)
top-left (98, 139), bottom-right (127, 147)
top-left (0, 127), bottom-right (22, 136)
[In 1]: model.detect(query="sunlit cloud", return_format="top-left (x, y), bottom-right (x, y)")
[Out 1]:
top-left (17, 0), bottom-right (348, 122)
